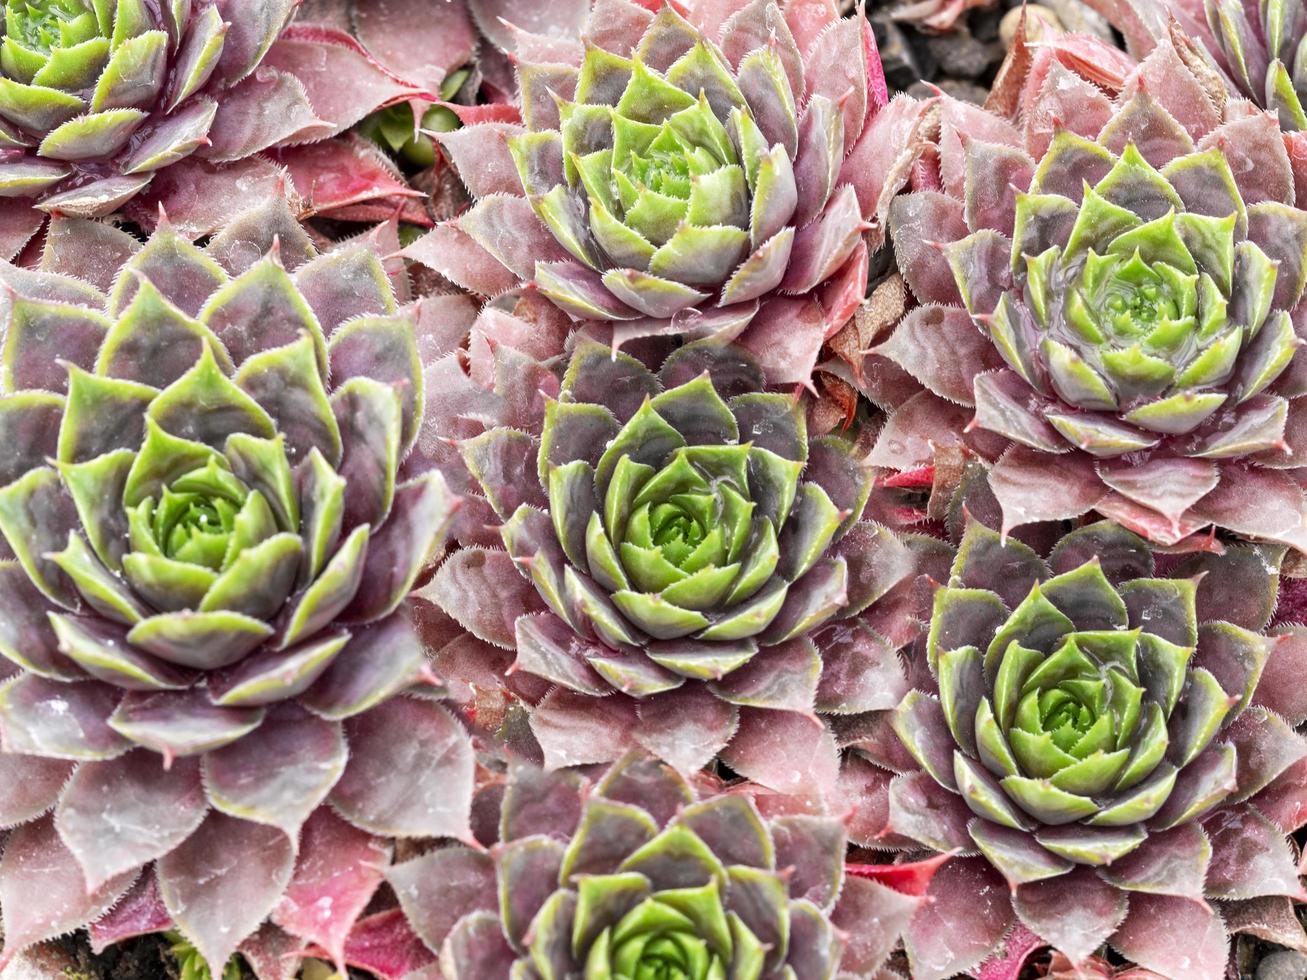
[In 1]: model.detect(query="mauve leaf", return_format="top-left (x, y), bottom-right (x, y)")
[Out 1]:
top-left (158, 812), bottom-right (296, 977)
top-left (719, 706), bottom-right (839, 797)
top-left (1110, 892), bottom-right (1228, 977)
top-left (55, 752), bottom-right (206, 890)
top-left (887, 770), bottom-right (975, 853)
top-left (352, 0), bottom-right (476, 90)
top-left (990, 446), bottom-right (1106, 535)
top-left (422, 548), bottom-right (545, 648)
top-left (831, 876), bottom-right (923, 975)
top-left (1012, 867), bottom-right (1126, 965)
top-left (904, 857), bottom-right (1014, 980)
top-left (771, 815), bottom-right (846, 910)
top-left (272, 808), bottom-right (390, 970)
top-left (0, 752), bottom-right (73, 828)
top-left (238, 923), bottom-right (305, 980)
top-left (262, 26), bottom-right (430, 133)
top-left (0, 816), bottom-right (136, 966)
top-left (88, 872), bottom-right (173, 953)
top-left (1255, 628), bottom-right (1307, 726)
top-left (203, 705), bottom-right (347, 835)
top-left (0, 675), bottom-right (129, 760)
top-left (529, 687), bottom-right (641, 769)
top-left (329, 697), bottom-right (474, 839)
top-left (1099, 823), bottom-right (1210, 898)
top-left (1203, 802), bottom-right (1306, 900)
top-left (386, 847), bottom-right (497, 956)
top-left (634, 684), bottom-right (739, 774)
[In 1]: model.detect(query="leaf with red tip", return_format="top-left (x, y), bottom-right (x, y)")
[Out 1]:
top-left (158, 812), bottom-right (296, 979)
top-left (1110, 893), bottom-right (1228, 978)
top-left (0, 817), bottom-right (136, 965)
top-left (329, 697), bottom-right (474, 839)
top-left (845, 852), bottom-right (952, 897)
top-left (88, 872), bottom-right (173, 953)
top-left (904, 857), bottom-right (1014, 980)
top-left (55, 752), bottom-right (206, 890)
top-left (273, 808), bottom-right (390, 970)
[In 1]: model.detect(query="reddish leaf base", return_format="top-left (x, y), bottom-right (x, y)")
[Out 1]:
top-left (975, 923), bottom-right (1045, 980)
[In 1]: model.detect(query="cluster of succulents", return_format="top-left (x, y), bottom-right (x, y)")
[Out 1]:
top-left (3, 0), bottom-right (1307, 979)
top-left (871, 31), bottom-right (1307, 551)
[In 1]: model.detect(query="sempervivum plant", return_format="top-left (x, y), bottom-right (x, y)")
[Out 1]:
top-left (424, 338), bottom-right (933, 795)
top-left (0, 195), bottom-right (477, 976)
top-left (870, 31), bottom-right (1307, 550)
top-left (0, 0), bottom-right (432, 254)
top-left (405, 0), bottom-right (913, 385)
top-left (387, 751), bottom-right (925, 979)
top-left (882, 507), bottom-right (1307, 978)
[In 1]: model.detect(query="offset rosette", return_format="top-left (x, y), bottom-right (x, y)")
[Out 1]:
top-left (389, 752), bottom-right (912, 978)
top-left (881, 505), bottom-right (1307, 978)
top-left (970, 142), bottom-right (1294, 459)
top-left (0, 196), bottom-right (474, 976)
top-left (429, 339), bottom-right (920, 789)
top-left (873, 34), bottom-right (1307, 549)
top-left (406, 0), bottom-right (901, 384)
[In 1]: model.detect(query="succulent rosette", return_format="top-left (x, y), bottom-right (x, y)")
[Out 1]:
top-left (0, 195), bottom-right (477, 976)
top-left (0, 0), bottom-right (432, 253)
top-left (879, 503), bottom-right (1307, 978)
top-left (869, 33), bottom-right (1307, 550)
top-left (424, 337), bottom-right (932, 794)
top-left (388, 751), bottom-right (923, 979)
top-left (404, 0), bottom-right (925, 385)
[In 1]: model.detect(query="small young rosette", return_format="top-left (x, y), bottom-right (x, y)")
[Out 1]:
top-left (882, 507), bottom-right (1307, 978)
top-left (872, 33), bottom-right (1307, 550)
top-left (388, 752), bottom-right (916, 979)
top-left (428, 339), bottom-right (923, 793)
top-left (406, 0), bottom-right (905, 384)
top-left (0, 197), bottom-right (475, 976)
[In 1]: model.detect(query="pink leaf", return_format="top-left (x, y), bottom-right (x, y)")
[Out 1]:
top-left (324, 908), bottom-right (437, 980)
top-left (719, 706), bottom-right (839, 798)
top-left (271, 136), bottom-right (425, 216)
top-left (351, 0), bottom-right (477, 91)
top-left (273, 809), bottom-right (390, 971)
top-left (904, 856), bottom-right (1014, 980)
top-left (1110, 893), bottom-right (1228, 977)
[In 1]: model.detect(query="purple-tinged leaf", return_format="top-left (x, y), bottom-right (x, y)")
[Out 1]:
top-left (272, 808), bottom-right (390, 971)
top-left (1110, 892), bottom-right (1228, 977)
top-left (204, 705), bottom-right (347, 834)
top-left (88, 872), bottom-right (173, 953)
top-left (0, 675), bottom-right (127, 760)
top-left (720, 706), bottom-right (839, 797)
top-left (1099, 823), bottom-right (1210, 898)
top-left (530, 688), bottom-right (640, 769)
top-left (633, 684), bottom-right (740, 775)
top-left (55, 752), bottom-right (206, 889)
top-left (832, 876), bottom-right (922, 975)
top-left (239, 923), bottom-right (305, 980)
top-left (158, 812), bottom-right (296, 979)
top-left (1012, 867), bottom-right (1126, 965)
top-left (326, 908), bottom-right (438, 979)
top-left (387, 847), bottom-right (496, 956)
top-left (422, 548), bottom-right (546, 648)
top-left (904, 857), bottom-right (1013, 980)
top-left (0, 816), bottom-right (136, 968)
top-left (1203, 802), bottom-right (1306, 900)
top-left (0, 753), bottom-right (73, 828)
top-left (330, 697), bottom-right (474, 839)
